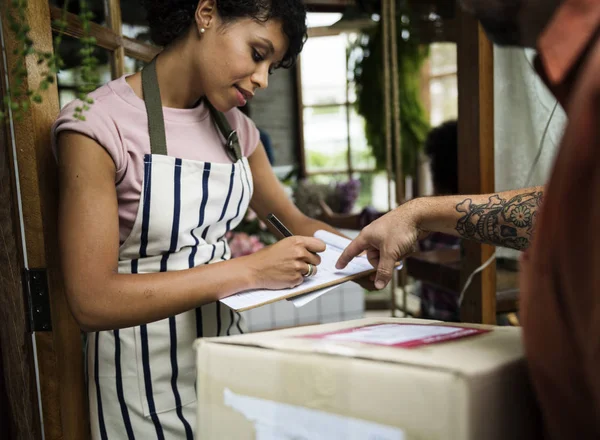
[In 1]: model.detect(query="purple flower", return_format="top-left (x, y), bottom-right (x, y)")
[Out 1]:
top-left (332, 179), bottom-right (361, 214)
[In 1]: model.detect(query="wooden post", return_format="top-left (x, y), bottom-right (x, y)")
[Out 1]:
top-left (0, 50), bottom-right (42, 440)
top-left (106, 0), bottom-right (125, 77)
top-left (1, 0), bottom-right (88, 438)
top-left (456, 7), bottom-right (497, 324)
top-left (293, 59), bottom-right (307, 178)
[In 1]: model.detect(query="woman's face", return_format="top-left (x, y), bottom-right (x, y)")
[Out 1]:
top-left (193, 12), bottom-right (289, 112)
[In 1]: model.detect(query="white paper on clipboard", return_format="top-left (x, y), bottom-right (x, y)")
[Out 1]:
top-left (288, 261), bottom-right (403, 308)
top-left (220, 231), bottom-right (374, 312)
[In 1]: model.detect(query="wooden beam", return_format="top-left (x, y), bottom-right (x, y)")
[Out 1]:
top-left (50, 5), bottom-right (160, 63)
top-left (294, 59), bottom-right (307, 178)
top-left (123, 36), bottom-right (160, 63)
top-left (304, 0), bottom-right (353, 12)
top-left (106, 0), bottom-right (125, 77)
top-left (456, 6), bottom-right (496, 324)
top-left (50, 5), bottom-right (119, 50)
top-left (2, 0), bottom-right (88, 438)
top-left (307, 26), bottom-right (347, 38)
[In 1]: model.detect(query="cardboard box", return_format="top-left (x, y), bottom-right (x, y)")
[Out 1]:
top-left (195, 318), bottom-right (541, 439)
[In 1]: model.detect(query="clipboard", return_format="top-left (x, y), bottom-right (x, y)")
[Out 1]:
top-left (219, 230), bottom-right (399, 312)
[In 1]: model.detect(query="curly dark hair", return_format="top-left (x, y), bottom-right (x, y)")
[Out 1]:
top-left (142, 0), bottom-right (307, 68)
top-left (425, 120), bottom-right (458, 195)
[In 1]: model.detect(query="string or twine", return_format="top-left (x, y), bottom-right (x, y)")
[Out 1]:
top-left (388, 0), bottom-right (408, 316)
top-left (390, 0), bottom-right (402, 205)
top-left (381, 0), bottom-right (403, 316)
top-left (382, 0), bottom-right (393, 213)
top-left (380, 0), bottom-right (396, 315)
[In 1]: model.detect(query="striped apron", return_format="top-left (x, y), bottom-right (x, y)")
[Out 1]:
top-left (87, 59), bottom-right (252, 439)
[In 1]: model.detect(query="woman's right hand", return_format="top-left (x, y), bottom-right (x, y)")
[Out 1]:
top-left (245, 236), bottom-right (326, 290)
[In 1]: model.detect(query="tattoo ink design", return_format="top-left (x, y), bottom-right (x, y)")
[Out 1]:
top-left (455, 191), bottom-right (543, 250)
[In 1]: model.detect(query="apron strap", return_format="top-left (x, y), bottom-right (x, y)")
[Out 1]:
top-left (141, 58), bottom-right (168, 156)
top-left (205, 100), bottom-right (243, 162)
top-left (141, 57), bottom-right (242, 161)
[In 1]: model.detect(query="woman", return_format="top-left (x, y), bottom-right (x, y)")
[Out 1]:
top-left (52, 1), bottom-right (359, 437)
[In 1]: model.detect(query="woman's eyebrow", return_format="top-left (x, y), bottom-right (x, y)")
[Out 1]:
top-left (257, 37), bottom-right (275, 55)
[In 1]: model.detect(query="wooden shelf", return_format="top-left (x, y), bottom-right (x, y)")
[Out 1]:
top-left (405, 249), bottom-right (520, 315)
top-left (406, 248), bottom-right (461, 292)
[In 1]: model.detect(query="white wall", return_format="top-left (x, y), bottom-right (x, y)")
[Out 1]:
top-left (493, 46), bottom-right (566, 259)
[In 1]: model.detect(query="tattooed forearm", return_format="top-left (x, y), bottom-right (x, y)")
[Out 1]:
top-left (454, 191), bottom-right (543, 250)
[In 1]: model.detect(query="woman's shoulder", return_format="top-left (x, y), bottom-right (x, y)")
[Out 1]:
top-left (56, 77), bottom-right (131, 121)
top-left (52, 77), bottom-right (134, 175)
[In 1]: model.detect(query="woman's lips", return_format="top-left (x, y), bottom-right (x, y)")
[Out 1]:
top-left (234, 86), bottom-right (247, 106)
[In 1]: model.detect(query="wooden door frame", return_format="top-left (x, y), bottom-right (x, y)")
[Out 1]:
top-left (0, 31), bottom-right (42, 439)
top-left (456, 5), bottom-right (497, 324)
top-left (1, 0), bottom-right (87, 438)
top-left (1, 0), bottom-right (161, 437)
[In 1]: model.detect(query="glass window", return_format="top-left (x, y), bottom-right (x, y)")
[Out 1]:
top-left (429, 74), bottom-right (458, 126)
top-left (301, 35), bottom-right (348, 106)
top-left (306, 12), bottom-right (343, 28)
top-left (303, 105), bottom-right (348, 172)
top-left (49, 0), bottom-right (106, 25)
top-left (349, 108), bottom-right (373, 169)
top-left (429, 43), bottom-right (457, 76)
top-left (301, 32), bottom-right (376, 174)
top-left (300, 25), bottom-right (380, 218)
top-left (54, 34), bottom-right (112, 108)
top-left (420, 43), bottom-right (458, 197)
top-left (124, 56), bottom-right (147, 74)
top-left (120, 0), bottom-right (157, 45)
top-left (427, 43), bottom-right (457, 126)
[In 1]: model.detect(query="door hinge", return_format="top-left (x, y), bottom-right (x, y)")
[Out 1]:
top-left (23, 268), bottom-right (52, 332)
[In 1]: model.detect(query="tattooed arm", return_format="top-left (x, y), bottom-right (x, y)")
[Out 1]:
top-left (417, 186), bottom-right (544, 250)
top-left (336, 186), bottom-right (544, 289)
top-left (452, 189), bottom-right (543, 249)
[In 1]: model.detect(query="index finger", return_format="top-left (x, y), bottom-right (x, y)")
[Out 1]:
top-left (336, 234), bottom-right (369, 269)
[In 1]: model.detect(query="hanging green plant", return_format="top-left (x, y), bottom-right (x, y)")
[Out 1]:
top-left (351, 8), bottom-right (430, 176)
top-left (0, 0), bottom-right (99, 121)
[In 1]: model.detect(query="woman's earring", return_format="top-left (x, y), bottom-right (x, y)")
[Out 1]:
top-left (200, 27), bottom-right (206, 35)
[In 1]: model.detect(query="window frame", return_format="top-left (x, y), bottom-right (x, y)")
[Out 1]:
top-left (298, 28), bottom-right (377, 185)
top-left (49, 2), bottom-right (160, 80)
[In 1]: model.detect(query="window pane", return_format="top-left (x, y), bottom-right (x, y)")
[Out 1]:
top-left (358, 171), bottom-right (393, 212)
top-left (53, 34), bottom-right (112, 108)
top-left (349, 108), bottom-right (375, 169)
top-left (352, 172), bottom-right (377, 212)
top-left (306, 13), bottom-right (342, 28)
top-left (120, 0), bottom-right (157, 45)
top-left (50, 0), bottom-right (106, 25)
top-left (301, 35), bottom-right (348, 105)
top-left (429, 74), bottom-right (458, 126)
top-left (303, 105), bottom-right (349, 172)
top-left (124, 56), bottom-right (147, 74)
top-left (348, 81), bottom-right (357, 104)
top-left (429, 43), bottom-right (457, 76)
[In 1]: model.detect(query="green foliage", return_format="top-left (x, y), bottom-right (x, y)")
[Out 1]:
top-left (0, 0), bottom-right (98, 121)
top-left (306, 149), bottom-right (348, 171)
top-left (351, 11), bottom-right (430, 176)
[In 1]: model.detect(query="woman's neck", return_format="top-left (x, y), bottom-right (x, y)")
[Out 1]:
top-left (153, 39), bottom-right (204, 109)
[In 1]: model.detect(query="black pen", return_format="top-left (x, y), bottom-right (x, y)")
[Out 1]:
top-left (266, 213), bottom-right (293, 237)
